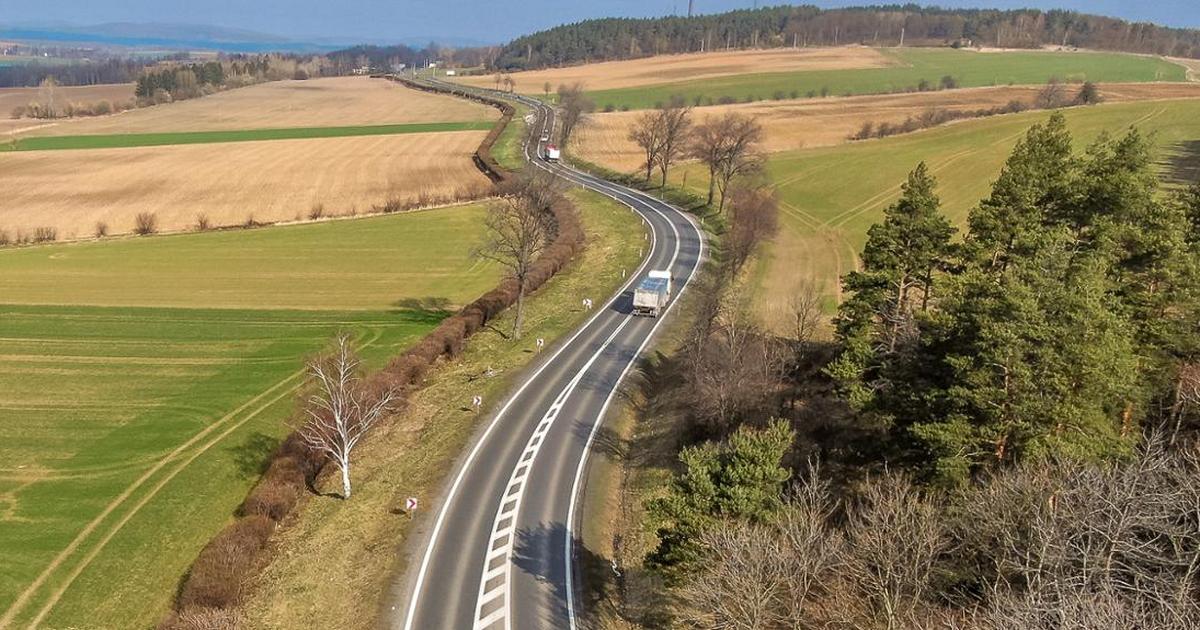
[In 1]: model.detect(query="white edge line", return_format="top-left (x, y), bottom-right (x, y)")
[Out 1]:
top-left (563, 178), bottom-right (706, 628)
top-left (401, 101), bottom-right (659, 630)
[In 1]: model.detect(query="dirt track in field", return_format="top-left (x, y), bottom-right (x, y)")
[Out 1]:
top-left (574, 82), bottom-right (1200, 172)
top-left (454, 47), bottom-right (896, 93)
top-left (0, 131), bottom-right (492, 237)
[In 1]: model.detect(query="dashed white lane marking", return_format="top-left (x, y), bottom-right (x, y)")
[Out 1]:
top-left (472, 317), bottom-right (632, 630)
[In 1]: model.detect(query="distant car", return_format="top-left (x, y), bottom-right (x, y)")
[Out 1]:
top-left (540, 134), bottom-right (550, 142)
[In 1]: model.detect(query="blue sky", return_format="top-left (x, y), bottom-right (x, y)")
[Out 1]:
top-left (3, 1), bottom-right (1198, 45)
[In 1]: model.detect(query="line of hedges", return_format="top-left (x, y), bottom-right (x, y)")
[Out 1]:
top-left (158, 79), bottom-right (584, 629)
top-left (388, 76), bottom-right (515, 183)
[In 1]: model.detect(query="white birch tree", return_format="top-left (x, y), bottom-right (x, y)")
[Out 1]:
top-left (298, 334), bottom-right (397, 499)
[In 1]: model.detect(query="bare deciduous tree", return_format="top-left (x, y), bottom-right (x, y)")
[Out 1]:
top-left (725, 185), bottom-right (780, 275)
top-left (677, 463), bottom-right (844, 629)
top-left (475, 170), bottom-right (557, 339)
top-left (690, 113), bottom-right (764, 213)
top-left (689, 301), bottom-right (787, 434)
top-left (557, 82), bottom-right (593, 149)
top-left (628, 110), bottom-right (664, 182)
top-left (298, 334), bottom-right (397, 499)
top-left (839, 474), bottom-right (946, 629)
top-left (655, 99), bottom-right (693, 187)
top-left (1036, 77), bottom-right (1067, 109)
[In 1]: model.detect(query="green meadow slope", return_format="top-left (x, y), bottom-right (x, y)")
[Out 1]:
top-left (0, 207), bottom-right (499, 628)
top-left (588, 48), bottom-right (1186, 111)
top-left (665, 99), bottom-right (1200, 326)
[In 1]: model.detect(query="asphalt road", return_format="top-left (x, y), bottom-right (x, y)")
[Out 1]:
top-left (393, 85), bottom-right (704, 630)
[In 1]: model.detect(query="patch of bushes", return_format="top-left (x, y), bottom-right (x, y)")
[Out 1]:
top-left (33, 226), bottom-right (57, 243)
top-left (94, 222), bottom-right (108, 238)
top-left (174, 515), bottom-right (276, 611)
top-left (134, 212), bottom-right (158, 235)
top-left (850, 100), bottom-right (1033, 141)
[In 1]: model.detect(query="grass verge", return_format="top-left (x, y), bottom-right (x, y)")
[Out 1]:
top-left (493, 103), bottom-right (531, 171)
top-left (237, 187), bottom-right (646, 629)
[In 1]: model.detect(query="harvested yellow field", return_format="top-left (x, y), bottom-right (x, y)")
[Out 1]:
top-left (455, 47), bottom-right (895, 92)
top-left (12, 76), bottom-right (497, 138)
top-left (0, 131), bottom-right (491, 237)
top-left (574, 82), bottom-right (1200, 171)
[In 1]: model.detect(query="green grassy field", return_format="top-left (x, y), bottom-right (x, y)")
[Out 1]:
top-left (0, 121), bottom-right (495, 152)
top-left (494, 103), bottom-right (531, 171)
top-left (0, 207), bottom-right (500, 628)
top-left (588, 48), bottom-right (1187, 111)
top-left (666, 99), bottom-right (1200, 328)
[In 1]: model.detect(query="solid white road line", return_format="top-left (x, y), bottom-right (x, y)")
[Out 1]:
top-left (400, 120), bottom-right (658, 630)
top-left (471, 317), bottom-right (632, 630)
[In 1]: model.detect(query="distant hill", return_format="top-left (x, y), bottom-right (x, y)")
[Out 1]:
top-left (0, 23), bottom-right (337, 53)
top-left (0, 23), bottom-right (494, 54)
top-left (494, 5), bottom-right (1200, 71)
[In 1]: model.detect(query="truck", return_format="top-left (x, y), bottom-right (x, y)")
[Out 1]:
top-left (632, 270), bottom-right (672, 317)
top-left (545, 145), bottom-right (561, 162)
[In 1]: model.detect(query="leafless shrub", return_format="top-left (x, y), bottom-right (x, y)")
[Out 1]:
top-left (176, 515), bottom-right (275, 610)
top-left (94, 221), bottom-right (109, 238)
top-left (837, 474), bottom-right (947, 628)
top-left (157, 606), bottom-right (244, 630)
top-left (375, 196), bottom-right (405, 214)
top-left (0, 229), bottom-right (9, 246)
top-left (194, 214), bottom-right (211, 232)
top-left (678, 464), bottom-right (844, 629)
top-left (32, 226), bottom-right (57, 243)
top-left (1036, 78), bottom-right (1068, 109)
top-left (134, 212), bottom-right (158, 235)
top-left (308, 203), bottom-right (326, 221)
top-left (242, 215), bottom-right (264, 229)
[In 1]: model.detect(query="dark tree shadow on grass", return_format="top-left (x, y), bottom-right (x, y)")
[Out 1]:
top-left (228, 431), bottom-right (280, 479)
top-left (1163, 139), bottom-right (1200, 187)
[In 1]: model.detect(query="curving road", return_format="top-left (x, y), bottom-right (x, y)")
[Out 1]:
top-left (392, 84), bottom-right (704, 630)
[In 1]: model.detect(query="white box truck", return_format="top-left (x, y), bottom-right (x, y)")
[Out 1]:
top-left (545, 144), bottom-right (561, 162)
top-left (632, 270), bottom-right (672, 317)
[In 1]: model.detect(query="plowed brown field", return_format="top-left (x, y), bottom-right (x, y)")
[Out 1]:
top-left (455, 47), bottom-right (895, 93)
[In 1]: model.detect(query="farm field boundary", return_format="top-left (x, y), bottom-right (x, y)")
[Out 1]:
top-left (583, 47), bottom-right (1187, 111)
top-left (0, 121), bottom-right (495, 152)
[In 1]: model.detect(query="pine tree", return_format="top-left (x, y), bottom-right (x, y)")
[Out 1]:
top-left (646, 419), bottom-right (792, 581)
top-left (829, 162), bottom-right (953, 410)
top-left (966, 112), bottom-right (1075, 274)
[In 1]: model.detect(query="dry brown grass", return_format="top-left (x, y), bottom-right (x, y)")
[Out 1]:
top-left (10, 77), bottom-right (497, 139)
top-left (0, 131), bottom-right (492, 237)
top-left (574, 82), bottom-right (1200, 171)
top-left (455, 47), bottom-right (895, 93)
